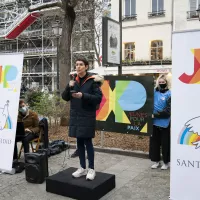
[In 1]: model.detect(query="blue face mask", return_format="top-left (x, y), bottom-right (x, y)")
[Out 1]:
top-left (19, 106), bottom-right (27, 114)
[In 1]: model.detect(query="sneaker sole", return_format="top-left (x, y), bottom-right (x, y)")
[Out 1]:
top-left (72, 173), bottom-right (87, 178)
top-left (151, 166), bottom-right (159, 169)
top-left (86, 177), bottom-right (96, 181)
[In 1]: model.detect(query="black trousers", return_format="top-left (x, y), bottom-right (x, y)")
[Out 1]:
top-left (13, 132), bottom-right (38, 160)
top-left (150, 125), bottom-right (170, 164)
top-left (77, 138), bottom-right (94, 169)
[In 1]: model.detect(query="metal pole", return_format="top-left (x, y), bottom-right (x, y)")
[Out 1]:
top-left (57, 37), bottom-right (60, 93)
top-left (118, 0), bottom-right (122, 75)
top-left (42, 17), bottom-right (44, 90)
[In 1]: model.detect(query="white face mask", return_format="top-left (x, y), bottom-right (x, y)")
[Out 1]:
top-left (19, 106), bottom-right (28, 114)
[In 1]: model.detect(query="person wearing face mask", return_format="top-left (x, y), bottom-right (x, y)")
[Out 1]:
top-left (13, 100), bottom-right (40, 160)
top-left (150, 74), bottom-right (171, 170)
top-left (62, 58), bottom-right (103, 181)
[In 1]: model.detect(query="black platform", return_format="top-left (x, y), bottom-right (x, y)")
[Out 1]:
top-left (46, 167), bottom-right (115, 200)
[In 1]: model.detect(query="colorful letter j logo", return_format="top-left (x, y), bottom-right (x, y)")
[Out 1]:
top-left (179, 49), bottom-right (200, 84)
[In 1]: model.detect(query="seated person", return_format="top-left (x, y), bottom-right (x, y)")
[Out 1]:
top-left (13, 100), bottom-right (40, 160)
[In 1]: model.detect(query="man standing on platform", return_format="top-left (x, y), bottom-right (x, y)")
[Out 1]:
top-left (62, 58), bottom-right (103, 181)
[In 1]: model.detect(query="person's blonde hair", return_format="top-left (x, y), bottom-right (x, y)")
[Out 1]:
top-left (155, 74), bottom-right (171, 89)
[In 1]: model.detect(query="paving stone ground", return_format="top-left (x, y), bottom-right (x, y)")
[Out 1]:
top-left (0, 149), bottom-right (170, 200)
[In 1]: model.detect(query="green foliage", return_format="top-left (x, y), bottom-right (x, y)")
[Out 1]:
top-left (25, 90), bottom-right (68, 133)
top-left (33, 91), bottom-right (68, 124)
top-left (33, 92), bottom-right (67, 133)
top-left (25, 88), bottom-right (43, 109)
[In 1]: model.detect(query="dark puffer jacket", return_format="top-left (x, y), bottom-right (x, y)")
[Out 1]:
top-left (62, 73), bottom-right (103, 138)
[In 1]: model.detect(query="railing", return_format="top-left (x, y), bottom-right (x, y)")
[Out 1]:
top-left (122, 59), bottom-right (172, 66)
top-left (29, 0), bottom-right (59, 11)
top-left (187, 11), bottom-right (199, 19)
top-left (0, 47), bottom-right (57, 55)
top-left (0, 0), bottom-right (58, 37)
top-left (0, 0), bottom-right (15, 4)
top-left (148, 10), bottom-right (165, 18)
top-left (0, 8), bottom-right (28, 36)
top-left (19, 47), bottom-right (57, 55)
top-left (122, 14), bottom-right (137, 21)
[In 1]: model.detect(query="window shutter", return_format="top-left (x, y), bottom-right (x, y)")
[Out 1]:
top-left (131, 0), bottom-right (136, 15)
top-left (190, 0), bottom-right (197, 11)
top-left (125, 0), bottom-right (130, 16)
top-left (158, 0), bottom-right (164, 11)
top-left (152, 0), bottom-right (157, 12)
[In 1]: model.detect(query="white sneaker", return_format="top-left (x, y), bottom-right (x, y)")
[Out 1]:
top-left (86, 168), bottom-right (96, 181)
top-left (151, 162), bottom-right (160, 169)
top-left (161, 163), bottom-right (169, 170)
top-left (72, 168), bottom-right (87, 178)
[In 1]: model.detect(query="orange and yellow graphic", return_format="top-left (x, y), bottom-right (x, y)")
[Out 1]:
top-left (179, 49), bottom-right (200, 84)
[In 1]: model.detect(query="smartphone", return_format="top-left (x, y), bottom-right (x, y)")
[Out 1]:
top-left (70, 90), bottom-right (77, 94)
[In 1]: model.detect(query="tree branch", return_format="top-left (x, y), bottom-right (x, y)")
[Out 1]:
top-left (70, 0), bottom-right (79, 8)
top-left (28, 1), bottom-right (62, 12)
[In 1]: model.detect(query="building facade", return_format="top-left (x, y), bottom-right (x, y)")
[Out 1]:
top-left (174, 0), bottom-right (200, 31)
top-left (0, 0), bottom-right (96, 91)
top-left (107, 0), bottom-right (173, 75)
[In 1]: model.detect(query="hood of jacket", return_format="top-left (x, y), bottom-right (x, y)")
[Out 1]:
top-left (73, 73), bottom-right (104, 86)
top-left (92, 74), bottom-right (104, 86)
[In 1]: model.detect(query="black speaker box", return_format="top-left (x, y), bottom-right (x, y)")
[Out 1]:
top-left (25, 152), bottom-right (47, 184)
top-left (37, 149), bottom-right (49, 177)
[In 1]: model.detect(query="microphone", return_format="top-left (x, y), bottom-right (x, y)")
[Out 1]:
top-left (70, 73), bottom-right (77, 94)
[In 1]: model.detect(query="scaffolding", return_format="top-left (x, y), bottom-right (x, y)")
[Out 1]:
top-left (0, 0), bottom-right (96, 91)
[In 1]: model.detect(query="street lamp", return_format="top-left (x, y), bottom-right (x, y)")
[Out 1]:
top-left (52, 21), bottom-right (62, 93)
top-left (119, 0), bottom-right (122, 75)
top-left (197, 4), bottom-right (200, 21)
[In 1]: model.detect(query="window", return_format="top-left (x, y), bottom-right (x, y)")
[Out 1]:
top-left (124, 43), bottom-right (135, 61)
top-left (149, 0), bottom-right (165, 17)
top-left (125, 0), bottom-right (136, 16)
top-left (190, 0), bottom-right (199, 11)
top-left (187, 0), bottom-right (199, 19)
top-left (152, 0), bottom-right (164, 12)
top-left (82, 37), bottom-right (93, 51)
top-left (81, 16), bottom-right (90, 30)
top-left (151, 40), bottom-right (163, 60)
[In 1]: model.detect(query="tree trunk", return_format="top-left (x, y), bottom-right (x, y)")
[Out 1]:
top-left (59, 6), bottom-right (76, 91)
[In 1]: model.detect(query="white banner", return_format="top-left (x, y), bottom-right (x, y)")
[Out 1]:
top-left (0, 53), bottom-right (23, 171)
top-left (171, 31), bottom-right (200, 200)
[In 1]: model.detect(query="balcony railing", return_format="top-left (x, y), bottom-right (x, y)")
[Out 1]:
top-left (122, 14), bottom-right (137, 21)
top-left (148, 10), bottom-right (165, 18)
top-left (187, 11), bottom-right (199, 19)
top-left (0, 47), bottom-right (57, 56)
top-left (0, 0), bottom-right (15, 4)
top-left (122, 59), bottom-right (172, 66)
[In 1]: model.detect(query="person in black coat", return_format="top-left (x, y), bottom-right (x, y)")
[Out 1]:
top-left (62, 58), bottom-right (103, 180)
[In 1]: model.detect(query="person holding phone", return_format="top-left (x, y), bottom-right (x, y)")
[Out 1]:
top-left (62, 58), bottom-right (103, 180)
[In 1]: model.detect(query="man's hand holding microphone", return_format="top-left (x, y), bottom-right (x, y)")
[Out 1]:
top-left (69, 80), bottom-right (83, 99)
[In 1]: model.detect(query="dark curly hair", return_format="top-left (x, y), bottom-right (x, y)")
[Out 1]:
top-left (75, 58), bottom-right (89, 66)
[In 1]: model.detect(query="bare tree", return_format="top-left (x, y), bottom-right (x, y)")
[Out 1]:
top-left (72, 0), bottom-right (110, 68)
top-left (29, 0), bottom-right (110, 90)
top-left (29, 0), bottom-right (81, 91)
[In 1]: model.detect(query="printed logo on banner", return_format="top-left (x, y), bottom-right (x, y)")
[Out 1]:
top-left (0, 101), bottom-right (12, 131)
top-left (96, 80), bottom-right (148, 133)
top-left (177, 116), bottom-right (200, 149)
top-left (0, 65), bottom-right (18, 91)
top-left (179, 48), bottom-right (200, 84)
